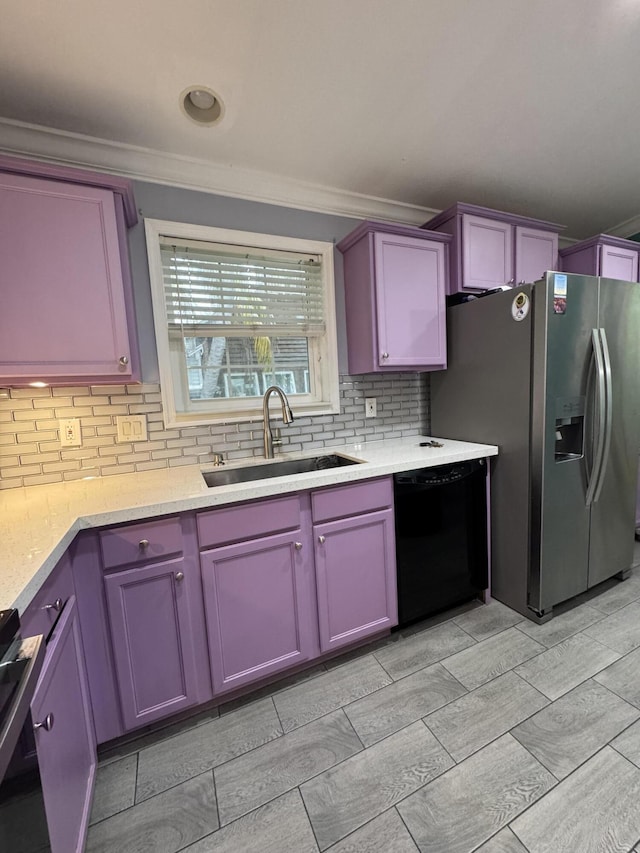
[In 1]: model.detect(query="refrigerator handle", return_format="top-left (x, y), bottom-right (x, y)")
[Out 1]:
top-left (593, 328), bottom-right (613, 503)
top-left (586, 328), bottom-right (607, 507)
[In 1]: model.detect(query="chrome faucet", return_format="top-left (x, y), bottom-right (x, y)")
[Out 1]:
top-left (262, 385), bottom-right (294, 458)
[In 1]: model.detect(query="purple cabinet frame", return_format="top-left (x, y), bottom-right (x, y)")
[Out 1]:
top-left (314, 508), bottom-right (397, 652)
top-left (338, 220), bottom-right (450, 373)
top-left (560, 234), bottom-right (640, 282)
top-left (423, 202), bottom-right (563, 294)
top-left (34, 478), bottom-right (398, 747)
top-left (32, 596), bottom-right (96, 853)
top-left (0, 154), bottom-right (140, 385)
top-left (201, 528), bottom-right (317, 694)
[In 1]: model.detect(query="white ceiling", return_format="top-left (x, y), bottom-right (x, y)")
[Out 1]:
top-left (2, 0), bottom-right (640, 238)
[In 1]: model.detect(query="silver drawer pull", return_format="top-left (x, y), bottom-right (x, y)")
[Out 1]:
top-left (42, 598), bottom-right (63, 612)
top-left (119, 355), bottom-right (129, 366)
top-left (381, 352), bottom-right (389, 360)
top-left (34, 713), bottom-right (54, 732)
top-left (318, 535), bottom-right (326, 544)
top-left (294, 542), bottom-right (303, 550)
top-left (175, 572), bottom-right (185, 582)
top-left (139, 539), bottom-right (150, 550)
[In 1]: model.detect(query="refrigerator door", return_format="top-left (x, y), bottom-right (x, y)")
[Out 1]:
top-left (529, 273), bottom-right (599, 615)
top-left (588, 279), bottom-right (640, 586)
top-left (431, 287), bottom-right (535, 617)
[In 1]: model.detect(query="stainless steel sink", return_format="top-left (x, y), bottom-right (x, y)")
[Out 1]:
top-left (202, 453), bottom-right (362, 487)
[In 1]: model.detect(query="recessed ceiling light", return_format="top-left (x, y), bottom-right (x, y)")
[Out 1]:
top-left (180, 86), bottom-right (224, 126)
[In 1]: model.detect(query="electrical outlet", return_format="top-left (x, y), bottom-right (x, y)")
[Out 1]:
top-left (59, 418), bottom-right (82, 447)
top-left (365, 398), bottom-right (377, 418)
top-left (116, 415), bottom-right (148, 443)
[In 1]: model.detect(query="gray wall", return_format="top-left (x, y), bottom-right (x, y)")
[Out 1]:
top-left (0, 182), bottom-right (430, 489)
top-left (128, 180), bottom-right (360, 381)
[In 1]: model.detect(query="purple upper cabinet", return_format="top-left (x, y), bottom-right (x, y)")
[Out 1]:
top-left (514, 226), bottom-right (559, 285)
top-left (462, 215), bottom-right (513, 291)
top-left (32, 595), bottom-right (96, 853)
top-left (560, 234), bottom-right (640, 282)
top-left (337, 221), bottom-right (450, 373)
top-left (0, 155), bottom-right (139, 385)
top-left (423, 203), bottom-right (563, 295)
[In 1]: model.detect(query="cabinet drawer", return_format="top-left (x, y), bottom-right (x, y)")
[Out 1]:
top-left (21, 552), bottom-right (75, 640)
top-left (99, 517), bottom-right (182, 569)
top-left (312, 477), bottom-right (393, 523)
top-left (197, 495), bottom-right (301, 549)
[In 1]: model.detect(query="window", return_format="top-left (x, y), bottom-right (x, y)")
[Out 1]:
top-left (144, 219), bottom-right (339, 426)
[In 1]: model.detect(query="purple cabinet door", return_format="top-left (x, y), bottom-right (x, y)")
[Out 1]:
top-left (104, 557), bottom-right (202, 730)
top-left (600, 244), bottom-right (639, 282)
top-left (0, 172), bottom-right (133, 383)
top-left (314, 509), bottom-right (398, 653)
top-left (201, 530), bottom-right (316, 694)
top-left (373, 233), bottom-right (447, 369)
top-left (462, 215), bottom-right (513, 291)
top-left (515, 226), bottom-right (558, 283)
top-left (32, 596), bottom-right (96, 853)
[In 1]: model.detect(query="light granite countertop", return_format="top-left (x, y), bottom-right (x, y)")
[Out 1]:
top-left (1, 435), bottom-right (498, 614)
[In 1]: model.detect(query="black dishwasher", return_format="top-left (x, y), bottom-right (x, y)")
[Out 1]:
top-left (394, 459), bottom-right (488, 627)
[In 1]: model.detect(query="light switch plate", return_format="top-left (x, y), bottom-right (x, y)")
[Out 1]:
top-left (365, 398), bottom-right (377, 418)
top-left (116, 414), bottom-right (148, 443)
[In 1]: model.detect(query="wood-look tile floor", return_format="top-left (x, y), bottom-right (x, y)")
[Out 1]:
top-left (87, 547), bottom-right (640, 853)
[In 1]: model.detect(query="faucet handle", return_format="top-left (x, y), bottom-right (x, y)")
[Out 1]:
top-left (212, 452), bottom-right (225, 466)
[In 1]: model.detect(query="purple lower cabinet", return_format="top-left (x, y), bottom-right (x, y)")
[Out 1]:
top-left (314, 508), bottom-right (398, 654)
top-left (201, 530), bottom-right (316, 694)
top-left (104, 555), bottom-right (208, 731)
top-left (71, 532), bottom-right (124, 744)
top-left (31, 596), bottom-right (96, 853)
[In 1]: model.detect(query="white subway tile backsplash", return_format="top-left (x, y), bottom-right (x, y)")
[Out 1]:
top-left (54, 406), bottom-right (92, 418)
top-left (1, 464), bottom-right (41, 478)
top-left (1, 442), bottom-right (35, 456)
top-left (2, 398), bottom-right (35, 410)
top-left (9, 387), bottom-right (50, 399)
top-left (22, 473), bottom-right (64, 486)
top-left (0, 373), bottom-right (428, 489)
top-left (90, 385), bottom-right (125, 395)
top-left (43, 461), bottom-right (82, 473)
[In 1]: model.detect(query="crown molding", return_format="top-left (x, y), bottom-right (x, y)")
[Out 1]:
top-left (0, 117), bottom-right (436, 226)
top-left (606, 212), bottom-right (640, 240)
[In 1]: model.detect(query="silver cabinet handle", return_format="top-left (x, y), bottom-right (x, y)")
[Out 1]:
top-left (381, 352), bottom-right (389, 360)
top-left (175, 572), bottom-right (185, 582)
top-left (318, 535), bottom-right (326, 544)
top-left (294, 542), bottom-right (303, 550)
top-left (119, 355), bottom-right (129, 366)
top-left (34, 713), bottom-right (54, 732)
top-left (42, 598), bottom-right (63, 612)
top-left (139, 539), bottom-right (150, 550)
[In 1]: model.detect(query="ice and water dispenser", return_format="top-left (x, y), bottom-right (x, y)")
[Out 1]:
top-left (555, 397), bottom-right (585, 462)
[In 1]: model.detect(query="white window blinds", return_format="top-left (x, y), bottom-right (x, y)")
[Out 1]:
top-left (160, 238), bottom-right (325, 336)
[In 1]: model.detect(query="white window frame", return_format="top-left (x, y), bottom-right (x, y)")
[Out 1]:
top-left (144, 218), bottom-right (340, 427)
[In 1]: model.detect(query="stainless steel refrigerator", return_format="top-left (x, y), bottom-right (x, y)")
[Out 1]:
top-left (431, 272), bottom-right (640, 622)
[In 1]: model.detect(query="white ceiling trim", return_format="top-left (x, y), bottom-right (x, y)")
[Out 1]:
top-left (0, 117), bottom-right (435, 226)
top-left (606, 212), bottom-right (640, 240)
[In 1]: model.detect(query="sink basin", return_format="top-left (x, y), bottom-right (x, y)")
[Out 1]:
top-left (202, 453), bottom-right (362, 487)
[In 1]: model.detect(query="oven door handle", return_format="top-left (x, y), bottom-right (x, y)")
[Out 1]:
top-left (0, 634), bottom-right (45, 782)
